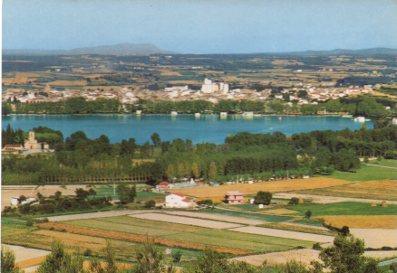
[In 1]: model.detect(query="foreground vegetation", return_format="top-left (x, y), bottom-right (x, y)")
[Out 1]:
top-left (2, 124), bottom-right (396, 185)
top-left (2, 234), bottom-right (394, 273)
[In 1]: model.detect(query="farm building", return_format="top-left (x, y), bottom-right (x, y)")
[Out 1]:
top-left (224, 191), bottom-right (244, 204)
top-left (156, 181), bottom-right (171, 191)
top-left (165, 193), bottom-right (196, 208)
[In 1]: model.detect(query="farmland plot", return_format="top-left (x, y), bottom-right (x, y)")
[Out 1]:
top-left (129, 212), bottom-right (244, 229)
top-left (163, 210), bottom-right (264, 225)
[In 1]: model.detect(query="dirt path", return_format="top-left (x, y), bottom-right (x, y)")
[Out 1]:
top-left (273, 192), bottom-right (397, 204)
top-left (164, 210), bottom-right (265, 226)
top-left (129, 212), bottom-right (244, 229)
top-left (230, 226), bottom-right (333, 243)
top-left (364, 163), bottom-right (397, 170)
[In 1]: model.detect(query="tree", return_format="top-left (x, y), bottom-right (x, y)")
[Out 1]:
top-left (318, 234), bottom-right (384, 273)
top-left (254, 191), bottom-right (272, 205)
top-left (116, 184), bottom-right (136, 204)
top-left (208, 162), bottom-right (217, 180)
top-left (151, 133), bottom-right (161, 147)
top-left (305, 210), bottom-right (312, 219)
top-left (133, 240), bottom-right (168, 273)
top-left (191, 162), bottom-right (201, 178)
top-left (1, 247), bottom-right (22, 273)
top-left (37, 241), bottom-right (85, 273)
top-left (89, 242), bottom-right (118, 273)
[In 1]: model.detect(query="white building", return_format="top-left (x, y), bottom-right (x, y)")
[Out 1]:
top-left (201, 78), bottom-right (229, 94)
top-left (165, 193), bottom-right (196, 208)
top-left (392, 117), bottom-right (397, 125)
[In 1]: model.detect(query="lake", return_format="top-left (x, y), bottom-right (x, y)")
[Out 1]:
top-left (2, 114), bottom-right (372, 144)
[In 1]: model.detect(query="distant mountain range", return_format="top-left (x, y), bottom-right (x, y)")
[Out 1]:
top-left (3, 44), bottom-right (397, 56)
top-left (3, 43), bottom-right (170, 56)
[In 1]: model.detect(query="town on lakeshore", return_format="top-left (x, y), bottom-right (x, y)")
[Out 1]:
top-left (2, 1), bottom-right (397, 273)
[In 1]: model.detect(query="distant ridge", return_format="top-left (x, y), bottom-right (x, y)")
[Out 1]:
top-left (3, 45), bottom-right (397, 56)
top-left (3, 43), bottom-right (170, 56)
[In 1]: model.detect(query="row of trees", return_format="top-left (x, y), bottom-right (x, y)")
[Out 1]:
top-left (2, 235), bottom-right (392, 273)
top-left (4, 95), bottom-right (394, 118)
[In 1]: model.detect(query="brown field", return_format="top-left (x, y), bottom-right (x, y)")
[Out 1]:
top-left (2, 185), bottom-right (91, 209)
top-left (163, 211), bottom-right (264, 225)
top-left (48, 79), bottom-right (87, 86)
top-left (233, 249), bottom-right (397, 266)
top-left (321, 215), bottom-right (397, 229)
top-left (171, 178), bottom-right (348, 201)
top-left (159, 69), bottom-right (182, 76)
top-left (301, 180), bottom-right (397, 201)
top-left (37, 222), bottom-right (248, 255)
top-left (350, 228), bottom-right (397, 248)
top-left (3, 72), bottom-right (40, 84)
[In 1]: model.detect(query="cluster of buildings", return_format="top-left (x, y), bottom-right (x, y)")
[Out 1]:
top-left (2, 75), bottom-right (376, 108)
top-left (2, 131), bottom-right (54, 156)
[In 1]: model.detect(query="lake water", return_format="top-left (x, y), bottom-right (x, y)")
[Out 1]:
top-left (2, 114), bottom-right (372, 144)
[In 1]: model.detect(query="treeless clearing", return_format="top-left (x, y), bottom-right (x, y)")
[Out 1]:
top-left (301, 180), bottom-right (397, 201)
top-left (320, 215), bottom-right (397, 229)
top-left (37, 222), bottom-right (248, 255)
top-left (350, 228), bottom-right (397, 248)
top-left (129, 213), bottom-right (244, 229)
top-left (230, 226), bottom-right (333, 243)
top-left (171, 178), bottom-right (348, 202)
top-left (46, 210), bottom-right (146, 222)
top-left (159, 69), bottom-right (181, 76)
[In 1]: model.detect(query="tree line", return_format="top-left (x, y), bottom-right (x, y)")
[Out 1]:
top-left (3, 95), bottom-right (394, 120)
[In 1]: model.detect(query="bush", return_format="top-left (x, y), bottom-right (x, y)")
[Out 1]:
top-left (305, 210), bottom-right (312, 219)
top-left (26, 218), bottom-right (34, 227)
top-left (197, 199), bottom-right (213, 206)
top-left (340, 225), bottom-right (350, 236)
top-left (254, 191), bottom-right (272, 205)
top-left (171, 249), bottom-right (182, 263)
top-left (312, 242), bottom-right (322, 250)
top-left (144, 200), bottom-right (156, 208)
top-left (83, 249), bottom-right (92, 257)
top-left (289, 197), bottom-right (299, 205)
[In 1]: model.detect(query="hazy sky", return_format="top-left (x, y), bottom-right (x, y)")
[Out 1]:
top-left (4, 0), bottom-right (397, 53)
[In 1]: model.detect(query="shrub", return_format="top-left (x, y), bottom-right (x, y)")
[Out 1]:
top-left (289, 197), bottom-right (299, 205)
top-left (171, 249), bottom-right (182, 263)
top-left (254, 191), bottom-right (272, 205)
top-left (305, 210), bottom-right (312, 219)
top-left (197, 199), bottom-right (213, 206)
top-left (312, 242), bottom-right (322, 250)
top-left (144, 200), bottom-right (156, 208)
top-left (83, 249), bottom-right (92, 257)
top-left (26, 218), bottom-right (34, 227)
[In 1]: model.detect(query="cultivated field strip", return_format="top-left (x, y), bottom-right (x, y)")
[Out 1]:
top-left (230, 226), bottom-right (334, 243)
top-left (350, 228), bottom-right (397, 248)
top-left (163, 210), bottom-right (265, 225)
top-left (128, 212), bottom-right (244, 229)
top-left (46, 210), bottom-right (146, 222)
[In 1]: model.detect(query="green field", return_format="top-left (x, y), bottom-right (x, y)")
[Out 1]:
top-left (93, 184), bottom-right (165, 202)
top-left (289, 202), bottom-right (397, 217)
top-left (67, 216), bottom-right (312, 254)
top-left (330, 159), bottom-right (397, 181)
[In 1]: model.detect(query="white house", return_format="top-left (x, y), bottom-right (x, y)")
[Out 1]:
top-left (165, 193), bottom-right (196, 208)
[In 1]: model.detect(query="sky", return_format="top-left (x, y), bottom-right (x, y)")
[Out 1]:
top-left (3, 0), bottom-right (397, 53)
